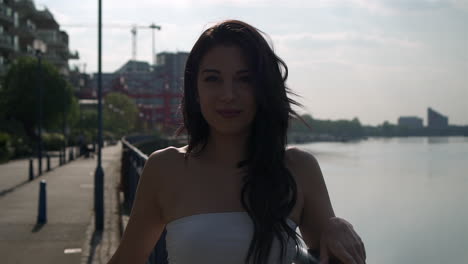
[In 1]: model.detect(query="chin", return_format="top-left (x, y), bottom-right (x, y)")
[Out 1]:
top-left (210, 124), bottom-right (251, 136)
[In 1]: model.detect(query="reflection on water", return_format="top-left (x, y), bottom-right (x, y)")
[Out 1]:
top-left (289, 137), bottom-right (468, 264)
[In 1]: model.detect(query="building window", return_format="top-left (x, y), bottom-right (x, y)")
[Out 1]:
top-left (14, 12), bottom-right (18, 27)
top-left (13, 36), bottom-right (18, 51)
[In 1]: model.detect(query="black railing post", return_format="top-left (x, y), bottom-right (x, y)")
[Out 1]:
top-left (29, 159), bottom-right (34, 181)
top-left (46, 154), bottom-right (50, 171)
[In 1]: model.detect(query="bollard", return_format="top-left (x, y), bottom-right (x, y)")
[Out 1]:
top-left (69, 148), bottom-right (74, 161)
top-left (29, 159), bottom-right (34, 181)
top-left (61, 149), bottom-right (65, 165)
top-left (46, 154), bottom-right (51, 171)
top-left (37, 158), bottom-right (42, 176)
top-left (37, 180), bottom-right (47, 224)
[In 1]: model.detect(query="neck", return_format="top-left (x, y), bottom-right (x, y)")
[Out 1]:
top-left (201, 129), bottom-right (250, 169)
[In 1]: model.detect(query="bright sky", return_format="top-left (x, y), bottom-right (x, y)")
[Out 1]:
top-left (38, 0), bottom-right (468, 126)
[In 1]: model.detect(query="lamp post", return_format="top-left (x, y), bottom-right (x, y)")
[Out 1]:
top-left (79, 111), bottom-right (83, 156)
top-left (62, 75), bottom-right (67, 164)
top-left (34, 40), bottom-right (47, 176)
top-left (94, 0), bottom-right (104, 231)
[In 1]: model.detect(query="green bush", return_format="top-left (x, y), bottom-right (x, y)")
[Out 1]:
top-left (0, 132), bottom-right (14, 163)
top-left (43, 133), bottom-right (65, 151)
top-left (0, 118), bottom-right (32, 158)
top-left (12, 136), bottom-right (33, 158)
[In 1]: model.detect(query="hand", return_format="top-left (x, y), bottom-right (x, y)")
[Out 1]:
top-left (319, 217), bottom-right (366, 264)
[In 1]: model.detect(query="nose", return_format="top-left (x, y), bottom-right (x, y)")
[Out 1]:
top-left (220, 80), bottom-right (236, 102)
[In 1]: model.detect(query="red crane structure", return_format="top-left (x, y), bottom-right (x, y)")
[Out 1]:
top-left (107, 70), bottom-right (183, 133)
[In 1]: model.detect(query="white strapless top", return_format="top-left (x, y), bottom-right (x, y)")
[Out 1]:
top-left (165, 212), bottom-right (299, 264)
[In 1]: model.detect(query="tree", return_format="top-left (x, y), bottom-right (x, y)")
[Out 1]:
top-left (0, 57), bottom-right (77, 141)
top-left (288, 113), bottom-right (364, 138)
top-left (80, 109), bottom-right (98, 142)
top-left (381, 121), bottom-right (396, 137)
top-left (103, 92), bottom-right (138, 138)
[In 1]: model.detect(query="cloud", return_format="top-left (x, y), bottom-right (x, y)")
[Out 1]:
top-left (272, 31), bottom-right (422, 50)
top-left (349, 0), bottom-right (467, 15)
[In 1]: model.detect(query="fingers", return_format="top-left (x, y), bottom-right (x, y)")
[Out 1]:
top-left (329, 242), bottom-right (357, 264)
top-left (349, 225), bottom-right (366, 262)
top-left (331, 239), bottom-right (366, 264)
top-left (361, 238), bottom-right (367, 260)
top-left (343, 230), bottom-right (365, 264)
top-left (339, 218), bottom-right (366, 263)
top-left (321, 217), bottom-right (367, 264)
top-left (349, 240), bottom-right (365, 264)
top-left (319, 241), bottom-right (329, 264)
top-left (356, 236), bottom-right (366, 262)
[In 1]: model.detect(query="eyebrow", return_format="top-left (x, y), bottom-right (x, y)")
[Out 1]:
top-left (201, 69), bottom-right (250, 74)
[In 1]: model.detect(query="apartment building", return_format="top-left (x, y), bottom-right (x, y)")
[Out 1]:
top-left (0, 0), bottom-right (78, 77)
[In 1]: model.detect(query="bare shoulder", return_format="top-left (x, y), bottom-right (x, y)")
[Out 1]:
top-left (148, 145), bottom-right (186, 162)
top-left (145, 145), bottom-right (188, 188)
top-left (285, 146), bottom-right (324, 195)
top-left (147, 145), bottom-right (187, 169)
top-left (285, 146), bottom-right (320, 176)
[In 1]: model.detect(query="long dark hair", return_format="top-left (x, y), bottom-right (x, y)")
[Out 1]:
top-left (175, 20), bottom-right (307, 264)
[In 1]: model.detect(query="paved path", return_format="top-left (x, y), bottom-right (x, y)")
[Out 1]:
top-left (0, 143), bottom-right (122, 264)
top-left (0, 146), bottom-right (80, 198)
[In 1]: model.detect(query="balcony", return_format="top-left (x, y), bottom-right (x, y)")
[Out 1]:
top-left (37, 29), bottom-right (67, 48)
top-left (0, 33), bottom-right (15, 52)
top-left (16, 24), bottom-right (36, 38)
top-left (69, 50), bottom-right (79, 60)
top-left (44, 53), bottom-right (64, 63)
top-left (0, 5), bottom-right (15, 25)
top-left (12, 0), bottom-right (36, 12)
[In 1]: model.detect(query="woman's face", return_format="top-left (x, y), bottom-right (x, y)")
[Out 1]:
top-left (196, 45), bottom-right (256, 135)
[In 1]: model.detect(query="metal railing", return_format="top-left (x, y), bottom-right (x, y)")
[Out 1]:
top-left (0, 5), bottom-right (14, 24)
top-left (0, 34), bottom-right (14, 50)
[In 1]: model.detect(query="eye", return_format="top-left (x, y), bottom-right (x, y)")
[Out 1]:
top-left (204, 76), bottom-right (219, 82)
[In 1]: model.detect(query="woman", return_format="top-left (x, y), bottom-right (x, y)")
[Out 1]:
top-left (109, 20), bottom-right (366, 264)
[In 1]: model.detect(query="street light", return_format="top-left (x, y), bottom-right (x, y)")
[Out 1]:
top-left (62, 72), bottom-right (68, 165)
top-left (95, 0), bottom-right (104, 231)
top-left (33, 40), bottom-right (47, 176)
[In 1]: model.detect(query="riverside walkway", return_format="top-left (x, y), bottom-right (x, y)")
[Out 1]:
top-left (0, 142), bottom-right (123, 264)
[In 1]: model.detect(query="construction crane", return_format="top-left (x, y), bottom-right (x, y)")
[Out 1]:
top-left (131, 23), bottom-right (161, 63)
top-left (149, 23), bottom-right (161, 65)
top-left (62, 23), bottom-right (162, 64)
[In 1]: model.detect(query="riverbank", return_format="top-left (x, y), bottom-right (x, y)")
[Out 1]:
top-left (287, 133), bottom-right (366, 144)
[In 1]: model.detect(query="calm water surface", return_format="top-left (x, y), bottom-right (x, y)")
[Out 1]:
top-left (289, 137), bottom-right (468, 264)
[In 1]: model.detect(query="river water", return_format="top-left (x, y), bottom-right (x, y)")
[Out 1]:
top-left (288, 137), bottom-right (468, 263)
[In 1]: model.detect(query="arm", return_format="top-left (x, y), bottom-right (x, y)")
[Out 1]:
top-left (287, 147), bottom-right (335, 250)
top-left (108, 149), bottom-right (169, 264)
top-left (288, 147), bottom-right (366, 264)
